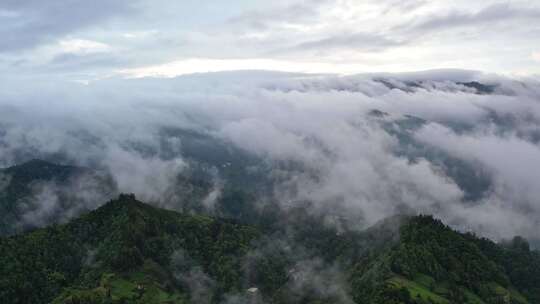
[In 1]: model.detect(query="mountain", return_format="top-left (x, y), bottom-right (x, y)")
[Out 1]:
top-left (0, 194), bottom-right (258, 304)
top-left (1, 194), bottom-right (538, 304)
top-left (350, 216), bottom-right (540, 304)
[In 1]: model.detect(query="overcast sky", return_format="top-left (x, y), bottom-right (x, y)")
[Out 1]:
top-left (1, 0), bottom-right (540, 81)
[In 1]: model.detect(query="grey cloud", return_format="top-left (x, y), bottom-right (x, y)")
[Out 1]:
top-left (276, 32), bottom-right (405, 54)
top-left (286, 259), bottom-right (354, 303)
top-left (410, 3), bottom-right (540, 32)
top-left (380, 0), bottom-right (428, 15)
top-left (0, 173), bottom-right (10, 194)
top-left (49, 52), bottom-right (128, 70)
top-left (16, 171), bottom-right (115, 230)
top-left (102, 144), bottom-right (187, 204)
top-left (170, 249), bottom-right (216, 304)
top-left (0, 0), bottom-right (137, 52)
top-left (227, 0), bottom-right (328, 30)
top-left (414, 124), bottom-right (540, 239)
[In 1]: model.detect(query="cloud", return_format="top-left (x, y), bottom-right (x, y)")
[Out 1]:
top-left (1, 1), bottom-right (540, 77)
top-left (227, 0), bottom-right (328, 30)
top-left (0, 173), bottom-right (10, 193)
top-left (410, 3), bottom-right (540, 32)
top-left (1, 0), bottom-right (539, 243)
top-left (414, 123), bottom-right (540, 239)
top-left (170, 249), bottom-right (216, 304)
top-left (380, 0), bottom-right (428, 15)
top-left (58, 39), bottom-right (111, 55)
top-left (116, 58), bottom-right (373, 78)
top-left (102, 144), bottom-right (187, 204)
top-left (285, 259), bottom-right (354, 303)
top-left (277, 32), bottom-right (404, 54)
top-left (1, 70), bottom-right (540, 242)
top-left (16, 171), bottom-right (115, 229)
top-left (532, 52), bottom-right (540, 62)
top-left (0, 0), bottom-right (136, 52)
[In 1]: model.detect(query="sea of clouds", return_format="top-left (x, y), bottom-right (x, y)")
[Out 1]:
top-left (1, 69), bottom-right (539, 242)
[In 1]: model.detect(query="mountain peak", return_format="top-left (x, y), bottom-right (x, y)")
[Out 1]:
top-left (113, 193), bottom-right (138, 205)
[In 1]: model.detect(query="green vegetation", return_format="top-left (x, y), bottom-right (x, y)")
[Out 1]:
top-left (388, 276), bottom-right (450, 304)
top-left (0, 186), bottom-right (539, 303)
top-left (0, 194), bottom-right (258, 304)
top-left (350, 215), bottom-right (538, 304)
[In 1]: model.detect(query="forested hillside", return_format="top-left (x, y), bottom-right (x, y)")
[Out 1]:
top-left (1, 193), bottom-right (538, 304)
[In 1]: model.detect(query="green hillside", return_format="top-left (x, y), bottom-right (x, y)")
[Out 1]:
top-left (0, 194), bottom-right (258, 304)
top-left (0, 194), bottom-right (539, 304)
top-left (350, 215), bottom-right (540, 304)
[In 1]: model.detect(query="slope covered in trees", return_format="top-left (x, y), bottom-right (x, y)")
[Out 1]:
top-left (350, 215), bottom-right (540, 304)
top-left (1, 192), bottom-right (539, 304)
top-left (0, 194), bottom-right (259, 304)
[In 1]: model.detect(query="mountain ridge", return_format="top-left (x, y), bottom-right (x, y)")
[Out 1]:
top-left (0, 193), bottom-right (538, 304)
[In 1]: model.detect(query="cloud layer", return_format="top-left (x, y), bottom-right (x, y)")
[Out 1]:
top-left (1, 0), bottom-right (539, 77)
top-left (1, 70), bottom-right (539, 243)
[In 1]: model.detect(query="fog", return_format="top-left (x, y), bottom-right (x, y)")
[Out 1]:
top-left (1, 69), bottom-right (539, 242)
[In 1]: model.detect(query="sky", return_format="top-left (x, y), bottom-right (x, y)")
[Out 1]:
top-left (1, 0), bottom-right (540, 81)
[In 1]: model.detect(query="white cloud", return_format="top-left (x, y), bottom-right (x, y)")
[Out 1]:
top-left (2, 0), bottom-right (540, 77)
top-left (59, 39), bottom-right (112, 54)
top-left (117, 58), bottom-right (366, 77)
top-left (1, 69), bottom-right (540, 241)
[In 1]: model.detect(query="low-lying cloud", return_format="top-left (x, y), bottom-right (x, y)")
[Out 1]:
top-left (1, 69), bottom-right (540, 242)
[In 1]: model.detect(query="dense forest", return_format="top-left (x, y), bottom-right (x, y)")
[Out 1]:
top-left (1, 175), bottom-right (539, 304)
